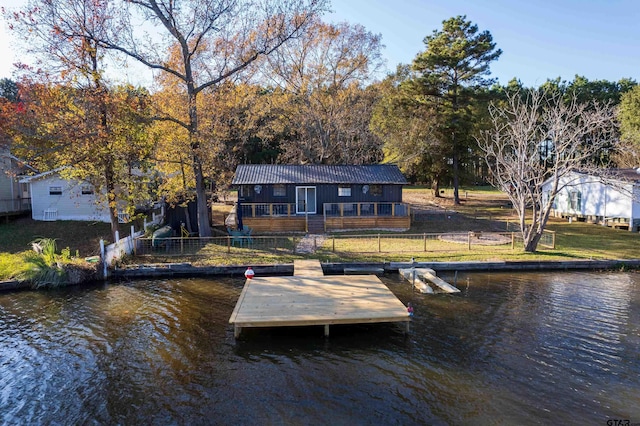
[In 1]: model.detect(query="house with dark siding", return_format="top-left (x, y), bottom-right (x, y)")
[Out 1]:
top-left (231, 164), bottom-right (410, 232)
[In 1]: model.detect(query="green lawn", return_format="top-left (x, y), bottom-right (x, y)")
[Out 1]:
top-left (0, 217), bottom-right (112, 256)
top-left (132, 186), bottom-right (640, 266)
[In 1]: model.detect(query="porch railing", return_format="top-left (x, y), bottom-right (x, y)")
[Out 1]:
top-left (239, 203), bottom-right (297, 218)
top-left (237, 202), bottom-right (411, 218)
top-left (323, 202), bottom-right (410, 218)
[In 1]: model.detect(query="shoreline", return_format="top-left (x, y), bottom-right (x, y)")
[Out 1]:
top-left (3, 259), bottom-right (639, 292)
top-left (110, 258), bottom-right (640, 279)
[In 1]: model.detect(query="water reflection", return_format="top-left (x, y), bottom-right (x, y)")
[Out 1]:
top-left (1, 271), bottom-right (639, 424)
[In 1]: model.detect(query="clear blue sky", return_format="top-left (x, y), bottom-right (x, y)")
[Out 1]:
top-left (2, 0), bottom-right (639, 87)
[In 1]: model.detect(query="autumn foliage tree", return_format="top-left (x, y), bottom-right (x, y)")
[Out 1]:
top-left (266, 18), bottom-right (384, 164)
top-left (150, 77), bottom-right (270, 230)
top-left (6, 0), bottom-right (153, 235)
top-left (95, 0), bottom-right (328, 236)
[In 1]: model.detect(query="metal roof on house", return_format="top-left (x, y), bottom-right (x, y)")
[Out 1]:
top-left (232, 164), bottom-right (407, 185)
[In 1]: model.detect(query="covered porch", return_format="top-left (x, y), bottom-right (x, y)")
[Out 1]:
top-left (234, 201), bottom-right (411, 233)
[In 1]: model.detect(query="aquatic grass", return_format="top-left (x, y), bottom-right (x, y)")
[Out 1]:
top-left (0, 238), bottom-right (93, 287)
top-left (17, 239), bottom-right (68, 288)
top-left (21, 251), bottom-right (68, 289)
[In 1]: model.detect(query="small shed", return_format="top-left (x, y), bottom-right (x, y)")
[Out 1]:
top-left (20, 169), bottom-right (112, 222)
top-left (231, 164), bottom-right (410, 232)
top-left (543, 169), bottom-right (640, 231)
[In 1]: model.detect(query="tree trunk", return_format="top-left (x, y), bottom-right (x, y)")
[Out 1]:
top-left (186, 72), bottom-right (212, 237)
top-left (524, 232), bottom-right (543, 253)
top-left (432, 178), bottom-right (441, 197)
top-left (193, 157), bottom-right (211, 237)
top-left (181, 204), bottom-right (192, 235)
top-left (104, 162), bottom-right (120, 238)
top-left (452, 152), bottom-right (460, 204)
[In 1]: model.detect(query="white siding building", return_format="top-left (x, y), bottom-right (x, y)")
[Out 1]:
top-left (543, 169), bottom-right (640, 232)
top-left (20, 169), bottom-right (111, 222)
top-left (0, 149), bottom-right (31, 214)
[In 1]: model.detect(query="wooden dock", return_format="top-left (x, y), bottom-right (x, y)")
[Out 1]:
top-left (229, 260), bottom-right (410, 338)
top-left (293, 259), bottom-right (325, 276)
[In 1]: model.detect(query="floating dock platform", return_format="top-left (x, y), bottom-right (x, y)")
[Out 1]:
top-left (229, 260), bottom-right (410, 338)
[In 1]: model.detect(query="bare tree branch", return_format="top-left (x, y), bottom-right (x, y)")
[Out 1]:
top-left (477, 89), bottom-right (618, 252)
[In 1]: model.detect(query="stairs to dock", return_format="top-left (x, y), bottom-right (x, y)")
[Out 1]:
top-left (306, 215), bottom-right (325, 234)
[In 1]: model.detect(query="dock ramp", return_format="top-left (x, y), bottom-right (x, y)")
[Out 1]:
top-left (399, 268), bottom-right (460, 294)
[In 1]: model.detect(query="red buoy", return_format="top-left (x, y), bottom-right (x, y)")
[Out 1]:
top-left (244, 267), bottom-right (255, 280)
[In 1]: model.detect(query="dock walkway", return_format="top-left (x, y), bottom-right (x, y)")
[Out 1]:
top-left (229, 260), bottom-right (410, 338)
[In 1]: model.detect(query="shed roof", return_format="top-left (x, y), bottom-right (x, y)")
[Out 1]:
top-left (18, 167), bottom-right (68, 183)
top-left (611, 168), bottom-right (640, 182)
top-left (232, 164), bottom-right (407, 185)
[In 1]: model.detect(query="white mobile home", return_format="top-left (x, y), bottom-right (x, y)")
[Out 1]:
top-left (543, 169), bottom-right (640, 231)
top-left (20, 169), bottom-right (112, 222)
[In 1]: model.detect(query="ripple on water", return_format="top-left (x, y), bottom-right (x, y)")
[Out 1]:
top-left (0, 272), bottom-right (639, 424)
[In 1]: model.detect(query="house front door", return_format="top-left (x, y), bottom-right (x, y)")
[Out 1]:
top-left (296, 186), bottom-right (316, 214)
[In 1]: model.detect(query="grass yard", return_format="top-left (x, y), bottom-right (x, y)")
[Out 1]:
top-left (2, 186), bottom-right (639, 276)
top-left (134, 186), bottom-right (640, 266)
top-left (0, 216), bottom-right (112, 256)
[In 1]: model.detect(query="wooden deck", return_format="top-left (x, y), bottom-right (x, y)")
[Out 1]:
top-left (229, 260), bottom-right (410, 338)
top-left (293, 259), bottom-right (325, 276)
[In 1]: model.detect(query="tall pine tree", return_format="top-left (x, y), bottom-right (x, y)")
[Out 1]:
top-left (411, 16), bottom-right (501, 204)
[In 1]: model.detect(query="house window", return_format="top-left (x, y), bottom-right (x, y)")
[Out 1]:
top-left (49, 186), bottom-right (62, 195)
top-left (239, 185), bottom-right (252, 198)
top-left (569, 190), bottom-right (581, 210)
top-left (370, 184), bottom-right (382, 197)
top-left (81, 185), bottom-right (94, 195)
top-left (273, 184), bottom-right (286, 197)
top-left (338, 186), bottom-right (351, 197)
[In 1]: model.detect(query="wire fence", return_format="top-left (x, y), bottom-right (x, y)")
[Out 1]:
top-left (131, 229), bottom-right (555, 258)
top-left (134, 235), bottom-right (303, 256)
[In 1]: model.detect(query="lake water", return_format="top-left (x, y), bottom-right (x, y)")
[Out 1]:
top-left (1, 271), bottom-right (639, 425)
